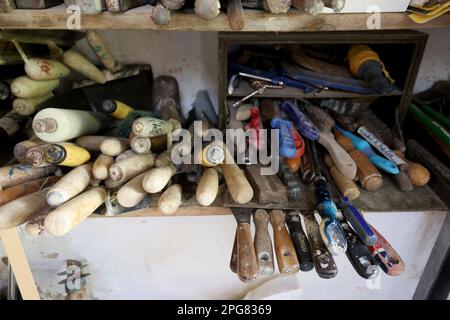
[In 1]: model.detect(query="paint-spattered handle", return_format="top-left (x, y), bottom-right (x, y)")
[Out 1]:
top-left (269, 210), bottom-right (300, 274)
top-left (236, 222), bottom-right (258, 282)
top-left (341, 199), bottom-right (378, 246)
top-left (253, 209), bottom-right (274, 275)
top-left (230, 230), bottom-right (238, 274)
top-left (303, 213), bottom-right (338, 279)
top-left (319, 132), bottom-right (357, 180)
top-left (285, 213), bottom-right (314, 272)
top-left (342, 220), bottom-right (379, 280)
top-left (368, 225), bottom-right (405, 277)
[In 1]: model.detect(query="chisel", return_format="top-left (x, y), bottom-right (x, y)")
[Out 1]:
top-left (231, 207), bottom-right (258, 282)
top-left (269, 210), bottom-right (300, 274)
top-left (253, 209), bottom-right (275, 275)
top-left (285, 211), bottom-right (314, 272)
top-left (302, 212), bottom-right (338, 279)
top-left (310, 140), bottom-right (347, 255)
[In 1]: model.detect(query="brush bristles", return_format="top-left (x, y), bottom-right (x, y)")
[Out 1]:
top-left (304, 105), bottom-right (335, 132)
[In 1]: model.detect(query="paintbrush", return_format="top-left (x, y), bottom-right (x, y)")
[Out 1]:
top-left (302, 104), bottom-right (357, 180)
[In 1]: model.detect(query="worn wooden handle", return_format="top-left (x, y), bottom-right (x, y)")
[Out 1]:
top-left (303, 213), bottom-right (338, 279)
top-left (45, 187), bottom-right (107, 236)
top-left (196, 168), bottom-right (219, 206)
top-left (335, 134), bottom-right (383, 191)
top-left (236, 222), bottom-right (259, 282)
top-left (227, 0), bottom-right (245, 30)
top-left (46, 163), bottom-right (93, 207)
top-left (394, 150), bottom-right (430, 187)
top-left (269, 210), bottom-right (300, 274)
top-left (319, 132), bottom-right (357, 180)
top-left (253, 209), bottom-right (274, 275)
top-left (0, 189), bottom-right (50, 230)
top-left (92, 154), bottom-right (114, 180)
top-left (158, 184), bottom-right (182, 215)
top-left (100, 137), bottom-right (130, 157)
top-left (117, 172), bottom-right (147, 208)
top-left (324, 154), bottom-right (360, 200)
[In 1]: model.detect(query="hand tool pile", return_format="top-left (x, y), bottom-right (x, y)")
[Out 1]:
top-left (224, 43), bottom-right (437, 283)
top-left (0, 30), bottom-right (227, 238)
top-left (226, 95), bottom-right (436, 281)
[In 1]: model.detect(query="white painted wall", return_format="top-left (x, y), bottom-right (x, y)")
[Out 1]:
top-left (1, 29), bottom-right (449, 300)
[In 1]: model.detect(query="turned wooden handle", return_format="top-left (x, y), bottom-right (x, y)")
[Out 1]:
top-left (227, 0), bottom-right (245, 31)
top-left (236, 222), bottom-right (259, 282)
top-left (221, 144), bottom-right (253, 204)
top-left (269, 210), bottom-right (300, 274)
top-left (319, 132), bottom-right (357, 180)
top-left (253, 209), bottom-right (274, 275)
top-left (394, 150), bottom-right (430, 187)
top-left (335, 134), bottom-right (383, 191)
top-left (324, 154), bottom-right (360, 200)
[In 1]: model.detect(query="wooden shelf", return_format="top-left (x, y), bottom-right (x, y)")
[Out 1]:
top-left (90, 174), bottom-right (447, 218)
top-left (1, 5), bottom-right (450, 31)
top-left (229, 80), bottom-right (402, 100)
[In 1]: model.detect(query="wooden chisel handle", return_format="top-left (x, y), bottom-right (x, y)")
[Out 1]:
top-left (269, 210), bottom-right (300, 274)
top-left (236, 221), bottom-right (259, 282)
top-left (303, 213), bottom-right (338, 279)
top-left (230, 230), bottom-right (238, 274)
top-left (368, 225), bottom-right (405, 276)
top-left (227, 0), bottom-right (245, 31)
top-left (253, 209), bottom-right (274, 275)
top-left (285, 212), bottom-right (314, 272)
top-left (335, 132), bottom-right (383, 191)
top-left (221, 144), bottom-right (254, 204)
top-left (232, 208), bottom-right (258, 282)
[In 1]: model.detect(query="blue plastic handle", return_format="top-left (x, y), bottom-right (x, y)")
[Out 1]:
top-left (336, 126), bottom-right (399, 174)
top-left (341, 197), bottom-right (378, 246)
top-left (368, 155), bottom-right (400, 174)
top-left (271, 118), bottom-right (297, 158)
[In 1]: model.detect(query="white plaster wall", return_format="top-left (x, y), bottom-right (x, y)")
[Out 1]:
top-left (0, 211), bottom-right (446, 300)
top-left (414, 28), bottom-right (450, 93)
top-left (1, 29), bottom-right (449, 300)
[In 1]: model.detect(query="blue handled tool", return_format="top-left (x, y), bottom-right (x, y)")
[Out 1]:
top-left (310, 140), bottom-right (347, 256)
top-left (336, 126), bottom-right (399, 174)
top-left (339, 197), bottom-right (378, 246)
top-left (271, 118), bottom-right (297, 158)
top-left (317, 150), bottom-right (379, 246)
top-left (314, 177), bottom-right (348, 256)
top-left (280, 100), bottom-right (319, 141)
top-left (228, 62), bottom-right (317, 93)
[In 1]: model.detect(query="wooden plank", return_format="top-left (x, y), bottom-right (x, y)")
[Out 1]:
top-left (0, 228), bottom-right (40, 300)
top-left (90, 206), bottom-right (232, 218)
top-left (0, 5), bottom-right (449, 31)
